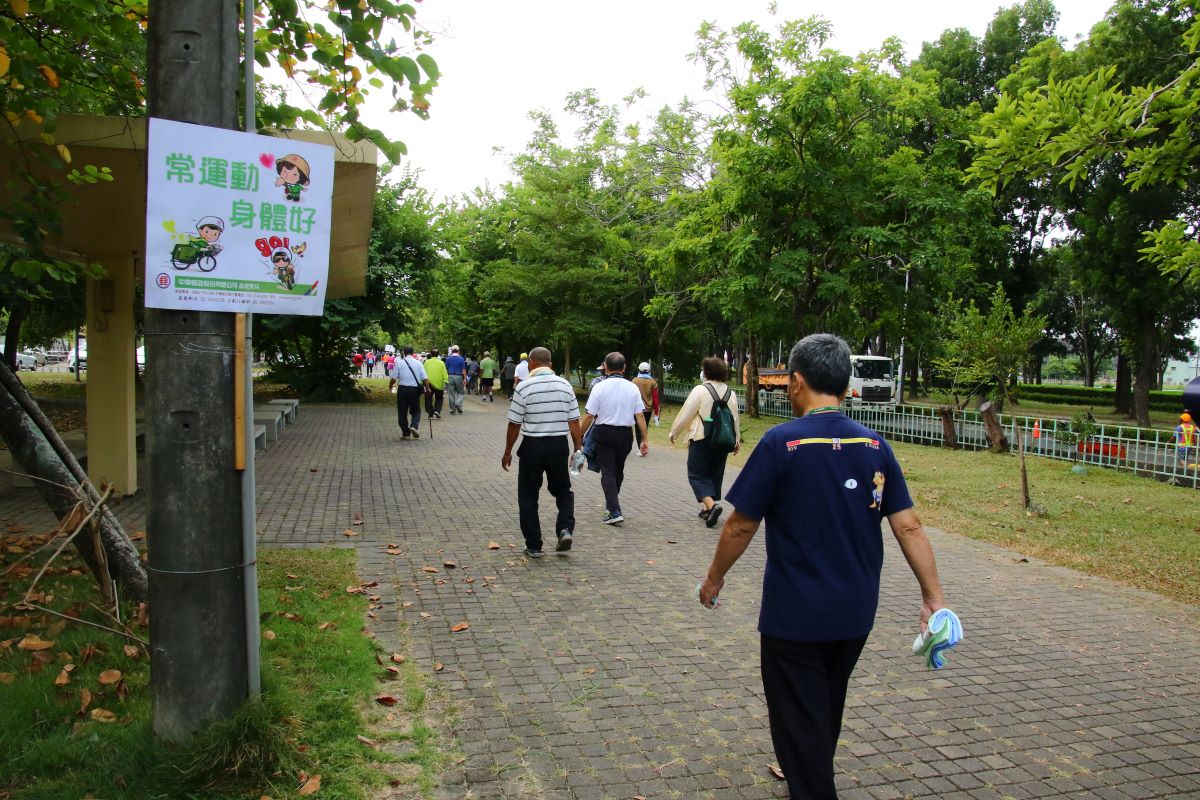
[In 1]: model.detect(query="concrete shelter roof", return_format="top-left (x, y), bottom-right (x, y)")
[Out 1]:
top-left (0, 114), bottom-right (377, 299)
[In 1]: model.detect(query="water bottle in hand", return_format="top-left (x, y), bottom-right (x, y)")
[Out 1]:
top-left (569, 449), bottom-right (585, 476)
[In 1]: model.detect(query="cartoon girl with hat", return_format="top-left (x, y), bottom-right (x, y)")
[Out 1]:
top-left (274, 154), bottom-right (311, 203)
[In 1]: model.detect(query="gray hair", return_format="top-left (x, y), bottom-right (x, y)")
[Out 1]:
top-left (787, 334), bottom-right (851, 396)
top-left (528, 346), bottom-right (551, 366)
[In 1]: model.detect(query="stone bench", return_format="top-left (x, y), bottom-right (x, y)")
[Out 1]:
top-left (266, 398), bottom-right (299, 424)
top-left (252, 409), bottom-right (284, 443)
top-left (254, 424), bottom-right (267, 451)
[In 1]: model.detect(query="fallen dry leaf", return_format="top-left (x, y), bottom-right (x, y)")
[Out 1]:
top-left (343, 529), bottom-right (358, 537)
top-left (79, 688), bottom-right (92, 714)
top-left (443, 560), bottom-right (458, 569)
top-left (17, 634), bottom-right (54, 651)
top-left (297, 774), bottom-right (321, 796)
top-left (286, 573), bottom-right (301, 579)
top-left (450, 622), bottom-right (470, 633)
top-left (421, 566), bottom-right (439, 573)
top-left (263, 630), bottom-right (277, 640)
top-left (374, 694), bottom-right (397, 706)
top-left (433, 662), bottom-right (444, 672)
top-left (318, 622), bottom-right (336, 631)
top-left (356, 734), bottom-right (378, 748)
top-left (90, 708), bottom-right (117, 723)
top-left (487, 541), bottom-right (500, 550)
top-left (54, 664), bottom-right (75, 686)
top-left (419, 612), bottom-right (431, 619)
top-left (122, 645), bottom-right (141, 659)
top-left (768, 763), bottom-right (786, 780)
top-left (401, 601), bottom-right (413, 608)
top-left (391, 653), bottom-right (406, 664)
top-left (385, 665), bottom-right (400, 676)
top-left (0, 672), bottom-right (14, 684)
top-left (645, 560), bottom-right (656, 565)
top-left (360, 580), bottom-right (378, 588)
top-left (98, 669), bottom-right (122, 685)
top-left (346, 585), bottom-right (367, 594)
top-left (386, 549), bottom-right (403, 555)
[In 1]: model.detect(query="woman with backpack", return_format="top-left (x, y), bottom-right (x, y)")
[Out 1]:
top-left (669, 356), bottom-right (742, 528)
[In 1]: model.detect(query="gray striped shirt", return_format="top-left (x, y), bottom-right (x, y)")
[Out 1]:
top-left (508, 369), bottom-right (579, 436)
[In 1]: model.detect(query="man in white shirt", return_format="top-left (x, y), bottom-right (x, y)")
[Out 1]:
top-left (387, 345), bottom-right (431, 439)
top-left (581, 352), bottom-right (649, 524)
top-left (513, 352), bottom-right (530, 388)
top-left (503, 347), bottom-right (583, 557)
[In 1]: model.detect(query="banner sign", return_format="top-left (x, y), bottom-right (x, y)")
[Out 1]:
top-left (144, 117), bottom-right (334, 316)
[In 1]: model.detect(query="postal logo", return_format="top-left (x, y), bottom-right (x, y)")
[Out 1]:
top-left (155, 273), bottom-right (171, 289)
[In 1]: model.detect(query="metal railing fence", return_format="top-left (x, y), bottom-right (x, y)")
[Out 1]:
top-left (658, 381), bottom-right (1199, 489)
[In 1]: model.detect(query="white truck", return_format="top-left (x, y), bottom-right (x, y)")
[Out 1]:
top-left (845, 355), bottom-right (896, 405)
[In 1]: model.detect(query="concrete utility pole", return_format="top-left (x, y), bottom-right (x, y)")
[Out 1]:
top-left (145, 0), bottom-right (248, 743)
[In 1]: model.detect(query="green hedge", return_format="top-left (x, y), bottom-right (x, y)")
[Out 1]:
top-left (1016, 383), bottom-right (1185, 412)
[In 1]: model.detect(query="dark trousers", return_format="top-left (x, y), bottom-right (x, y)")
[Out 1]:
top-left (592, 424), bottom-right (633, 514)
top-left (424, 387), bottom-right (444, 416)
top-left (686, 437), bottom-right (729, 502)
top-left (634, 410), bottom-right (652, 446)
top-left (500, 377), bottom-right (513, 396)
top-left (395, 386), bottom-right (422, 435)
top-left (517, 435), bottom-right (574, 551)
top-left (761, 634), bottom-right (868, 800)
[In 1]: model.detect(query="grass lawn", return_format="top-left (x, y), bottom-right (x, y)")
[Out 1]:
top-left (1, 543), bottom-right (450, 798)
top-left (647, 401), bottom-right (1199, 607)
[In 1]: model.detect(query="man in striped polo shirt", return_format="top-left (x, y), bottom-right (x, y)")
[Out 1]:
top-left (502, 347), bottom-right (584, 557)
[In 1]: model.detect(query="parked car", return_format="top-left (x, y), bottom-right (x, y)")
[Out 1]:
top-left (68, 348), bottom-right (87, 373)
top-left (15, 352), bottom-right (38, 371)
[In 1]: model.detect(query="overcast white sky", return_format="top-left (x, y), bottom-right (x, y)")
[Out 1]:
top-left (368, 0), bottom-right (1116, 200)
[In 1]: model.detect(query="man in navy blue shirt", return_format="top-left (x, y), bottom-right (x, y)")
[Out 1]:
top-left (444, 345), bottom-right (468, 415)
top-left (699, 333), bottom-right (946, 799)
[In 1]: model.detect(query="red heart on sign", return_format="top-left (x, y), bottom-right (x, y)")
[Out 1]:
top-left (259, 153), bottom-right (274, 168)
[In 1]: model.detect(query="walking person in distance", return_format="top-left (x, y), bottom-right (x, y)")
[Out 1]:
top-left (388, 345), bottom-right (431, 439)
top-left (445, 345), bottom-right (468, 415)
top-left (669, 356), bottom-right (741, 527)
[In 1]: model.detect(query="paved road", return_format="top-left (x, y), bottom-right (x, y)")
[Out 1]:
top-left (3, 395), bottom-right (1199, 799)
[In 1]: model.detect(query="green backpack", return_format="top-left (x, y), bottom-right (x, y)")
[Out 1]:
top-left (702, 384), bottom-right (737, 453)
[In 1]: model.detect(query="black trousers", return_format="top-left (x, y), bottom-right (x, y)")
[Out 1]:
top-left (516, 435), bottom-right (574, 551)
top-left (424, 387), bottom-right (444, 416)
top-left (395, 386), bottom-right (422, 435)
top-left (686, 437), bottom-right (729, 502)
top-left (760, 634), bottom-right (868, 800)
top-left (592, 424), bottom-right (633, 514)
top-left (634, 409), bottom-right (652, 446)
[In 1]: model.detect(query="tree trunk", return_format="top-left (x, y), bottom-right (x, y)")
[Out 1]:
top-left (1132, 321), bottom-right (1156, 428)
top-left (979, 400), bottom-right (1010, 453)
top-left (1080, 325), bottom-right (1096, 387)
top-left (938, 406), bottom-right (958, 449)
top-left (0, 360), bottom-right (148, 601)
top-left (563, 341), bottom-right (571, 381)
top-left (1114, 349), bottom-right (1132, 416)
top-left (656, 334), bottom-right (665, 384)
top-left (3, 304), bottom-right (26, 371)
top-left (907, 354), bottom-right (919, 401)
top-left (746, 334), bottom-right (760, 418)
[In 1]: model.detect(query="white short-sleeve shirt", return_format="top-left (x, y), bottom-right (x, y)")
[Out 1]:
top-left (585, 375), bottom-right (645, 426)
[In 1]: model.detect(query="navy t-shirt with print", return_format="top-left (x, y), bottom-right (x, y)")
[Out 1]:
top-left (725, 411), bottom-right (913, 642)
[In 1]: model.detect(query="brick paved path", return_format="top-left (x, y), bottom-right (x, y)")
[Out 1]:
top-left (3, 399), bottom-right (1199, 799)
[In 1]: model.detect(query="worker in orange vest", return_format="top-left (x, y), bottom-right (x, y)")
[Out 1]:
top-left (1176, 412), bottom-right (1197, 469)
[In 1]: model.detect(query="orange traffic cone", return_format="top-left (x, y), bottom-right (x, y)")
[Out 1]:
top-left (1032, 419), bottom-right (1041, 439)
